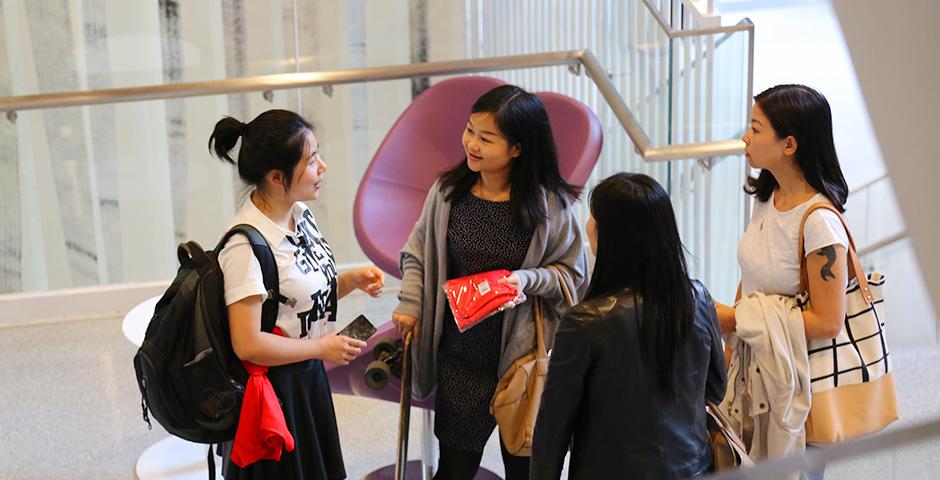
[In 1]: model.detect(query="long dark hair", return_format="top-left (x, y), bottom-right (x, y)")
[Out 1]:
top-left (585, 173), bottom-right (694, 397)
top-left (208, 109), bottom-right (314, 190)
top-left (745, 84), bottom-right (848, 212)
top-left (439, 84), bottom-right (580, 230)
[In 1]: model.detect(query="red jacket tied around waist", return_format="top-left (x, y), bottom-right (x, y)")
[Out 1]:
top-left (230, 327), bottom-right (295, 467)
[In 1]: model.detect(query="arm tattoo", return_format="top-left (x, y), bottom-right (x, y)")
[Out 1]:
top-left (817, 245), bottom-right (837, 281)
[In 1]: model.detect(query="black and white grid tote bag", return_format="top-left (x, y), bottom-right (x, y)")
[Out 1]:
top-left (798, 203), bottom-right (898, 445)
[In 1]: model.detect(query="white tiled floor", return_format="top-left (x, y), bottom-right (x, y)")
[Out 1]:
top-left (0, 283), bottom-right (518, 480)
top-left (0, 283), bottom-right (938, 479)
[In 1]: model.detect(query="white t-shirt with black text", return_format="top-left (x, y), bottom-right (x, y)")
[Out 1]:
top-left (217, 196), bottom-right (338, 339)
top-left (738, 192), bottom-right (849, 297)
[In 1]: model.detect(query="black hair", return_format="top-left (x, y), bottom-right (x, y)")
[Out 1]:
top-left (745, 84), bottom-right (849, 212)
top-left (438, 84), bottom-right (580, 230)
top-left (208, 109), bottom-right (314, 190)
top-left (585, 172), bottom-right (694, 398)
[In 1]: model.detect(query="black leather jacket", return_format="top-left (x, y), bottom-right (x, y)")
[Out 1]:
top-left (530, 281), bottom-right (727, 480)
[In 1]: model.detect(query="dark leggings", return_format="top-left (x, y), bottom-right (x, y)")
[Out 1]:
top-left (434, 436), bottom-right (529, 480)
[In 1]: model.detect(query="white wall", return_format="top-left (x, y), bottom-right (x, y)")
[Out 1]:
top-left (832, 0), bottom-right (940, 342)
top-left (719, 0), bottom-right (938, 346)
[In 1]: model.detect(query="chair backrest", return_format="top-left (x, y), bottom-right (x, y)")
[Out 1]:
top-left (537, 91), bottom-right (604, 187)
top-left (353, 76), bottom-right (603, 277)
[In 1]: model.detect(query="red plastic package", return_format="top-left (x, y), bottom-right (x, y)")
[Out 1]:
top-left (444, 269), bottom-right (526, 332)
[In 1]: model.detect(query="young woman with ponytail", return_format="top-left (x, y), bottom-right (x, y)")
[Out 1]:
top-left (209, 109), bottom-right (384, 479)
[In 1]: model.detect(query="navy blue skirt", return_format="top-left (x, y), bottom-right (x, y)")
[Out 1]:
top-left (222, 359), bottom-right (346, 480)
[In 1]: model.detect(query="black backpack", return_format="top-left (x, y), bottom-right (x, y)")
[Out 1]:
top-left (133, 224), bottom-right (281, 446)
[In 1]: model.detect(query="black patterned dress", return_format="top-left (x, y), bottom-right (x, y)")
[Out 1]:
top-left (435, 193), bottom-right (534, 453)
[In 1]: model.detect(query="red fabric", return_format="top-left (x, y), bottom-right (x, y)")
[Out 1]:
top-left (444, 269), bottom-right (522, 331)
top-left (230, 327), bottom-right (295, 468)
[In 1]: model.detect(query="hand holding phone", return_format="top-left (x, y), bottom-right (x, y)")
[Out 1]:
top-left (337, 314), bottom-right (377, 342)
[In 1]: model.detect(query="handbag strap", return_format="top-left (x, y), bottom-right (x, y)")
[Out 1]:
top-left (546, 264), bottom-right (576, 307)
top-left (705, 400), bottom-right (753, 466)
top-left (797, 202), bottom-right (874, 305)
top-left (530, 264), bottom-right (574, 360)
top-left (533, 297), bottom-right (547, 359)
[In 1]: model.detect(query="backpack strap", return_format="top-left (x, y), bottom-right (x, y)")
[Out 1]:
top-left (207, 445), bottom-right (216, 480)
top-left (217, 224), bottom-right (281, 333)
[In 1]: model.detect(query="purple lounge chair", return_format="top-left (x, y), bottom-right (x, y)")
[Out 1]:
top-left (327, 77), bottom-right (603, 408)
top-left (353, 76), bottom-right (603, 279)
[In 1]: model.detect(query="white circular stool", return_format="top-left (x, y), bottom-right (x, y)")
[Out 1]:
top-left (123, 295), bottom-right (220, 480)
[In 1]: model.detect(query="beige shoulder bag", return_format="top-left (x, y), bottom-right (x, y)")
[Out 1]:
top-left (798, 202), bottom-right (898, 444)
top-left (490, 266), bottom-right (575, 456)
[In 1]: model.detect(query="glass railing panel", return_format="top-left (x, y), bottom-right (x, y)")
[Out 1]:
top-left (667, 27), bottom-right (750, 303)
top-left (465, 3), bottom-right (751, 303)
top-left (859, 238), bottom-right (938, 347)
top-left (0, 0), bottom-right (753, 297)
top-left (0, 84), bottom-right (393, 294)
top-left (844, 176), bottom-right (937, 348)
top-left (0, 0), bottom-right (442, 93)
top-left (0, 0), bottom-right (467, 295)
top-left (670, 28), bottom-right (750, 145)
top-left (0, 0), bottom-right (314, 294)
top-left (3, 102), bottom-right (210, 293)
top-left (845, 176), bottom-right (905, 254)
top-left (1, 1), bottom-right (297, 95)
top-left (667, 153), bottom-right (747, 304)
top-left (465, 0), bottom-right (674, 228)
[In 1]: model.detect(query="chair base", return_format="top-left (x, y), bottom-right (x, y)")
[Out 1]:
top-left (363, 460), bottom-right (501, 479)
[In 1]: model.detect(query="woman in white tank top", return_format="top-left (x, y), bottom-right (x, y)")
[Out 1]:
top-left (717, 84), bottom-right (850, 342)
top-left (715, 85), bottom-right (851, 477)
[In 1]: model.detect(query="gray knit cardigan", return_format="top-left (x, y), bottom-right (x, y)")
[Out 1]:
top-left (394, 179), bottom-right (589, 399)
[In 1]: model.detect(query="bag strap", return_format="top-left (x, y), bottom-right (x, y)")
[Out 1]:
top-left (179, 241), bottom-right (211, 268)
top-left (533, 297), bottom-right (547, 359)
top-left (217, 224), bottom-right (281, 333)
top-left (528, 264), bottom-right (575, 360)
top-left (546, 264), bottom-right (576, 307)
top-left (705, 400), bottom-right (752, 466)
top-left (797, 202), bottom-right (874, 305)
top-left (532, 265), bottom-right (574, 360)
top-left (207, 445), bottom-right (216, 480)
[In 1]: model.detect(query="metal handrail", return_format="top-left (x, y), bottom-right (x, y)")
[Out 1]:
top-left (0, 52), bottom-right (577, 113)
top-left (0, 49), bottom-right (749, 163)
top-left (643, 0), bottom-right (678, 32)
top-left (850, 172), bottom-right (890, 196)
top-left (641, 0), bottom-right (754, 38)
top-left (705, 415), bottom-right (940, 479)
top-left (639, 0), bottom-right (757, 171)
top-left (846, 173), bottom-right (910, 256)
top-left (858, 231), bottom-right (907, 257)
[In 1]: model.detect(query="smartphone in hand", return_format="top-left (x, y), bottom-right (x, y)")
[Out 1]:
top-left (336, 314), bottom-right (377, 342)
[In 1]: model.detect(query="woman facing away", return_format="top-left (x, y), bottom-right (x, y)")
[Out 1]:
top-left (529, 173), bottom-right (727, 480)
top-left (391, 84), bottom-right (588, 480)
top-left (209, 109), bottom-right (386, 479)
top-left (715, 84), bottom-right (850, 477)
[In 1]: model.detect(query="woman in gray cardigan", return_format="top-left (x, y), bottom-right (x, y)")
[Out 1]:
top-left (392, 85), bottom-right (588, 480)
